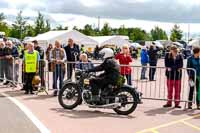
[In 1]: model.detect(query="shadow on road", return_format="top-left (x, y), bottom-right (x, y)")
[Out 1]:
top-left (144, 107), bottom-right (199, 117)
top-left (144, 107), bottom-right (172, 116)
top-left (50, 107), bottom-right (135, 119)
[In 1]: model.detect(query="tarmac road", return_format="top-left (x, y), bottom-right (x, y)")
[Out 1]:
top-left (0, 94), bottom-right (40, 133)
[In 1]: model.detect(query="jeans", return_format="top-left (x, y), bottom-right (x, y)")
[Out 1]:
top-left (166, 79), bottom-right (181, 106)
top-left (53, 64), bottom-right (65, 91)
top-left (141, 63), bottom-right (147, 79)
top-left (0, 59), bottom-right (5, 81)
top-left (122, 74), bottom-right (132, 85)
top-left (14, 63), bottom-right (19, 82)
top-left (188, 78), bottom-right (199, 105)
top-left (149, 63), bottom-right (157, 80)
top-left (67, 63), bottom-right (74, 80)
top-left (5, 59), bottom-right (13, 82)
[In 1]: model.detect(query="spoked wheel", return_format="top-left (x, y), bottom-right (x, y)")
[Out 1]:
top-left (113, 88), bottom-right (138, 115)
top-left (58, 84), bottom-right (81, 110)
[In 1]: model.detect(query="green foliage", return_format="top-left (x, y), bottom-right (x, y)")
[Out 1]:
top-left (170, 24), bottom-right (183, 41)
top-left (100, 23), bottom-right (112, 35)
top-left (0, 13), bottom-right (5, 22)
top-left (82, 24), bottom-right (96, 36)
top-left (34, 12), bottom-right (46, 35)
top-left (151, 26), bottom-right (168, 41)
top-left (129, 28), bottom-right (151, 41)
top-left (118, 25), bottom-right (128, 35)
top-left (54, 25), bottom-right (68, 30)
top-left (9, 10), bottom-right (28, 39)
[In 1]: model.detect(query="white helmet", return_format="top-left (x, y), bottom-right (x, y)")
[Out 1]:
top-left (100, 48), bottom-right (114, 59)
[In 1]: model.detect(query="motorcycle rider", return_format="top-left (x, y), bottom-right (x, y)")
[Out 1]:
top-left (87, 48), bottom-right (120, 101)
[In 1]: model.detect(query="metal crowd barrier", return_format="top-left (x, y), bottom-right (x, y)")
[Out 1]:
top-left (0, 58), bottom-right (198, 109)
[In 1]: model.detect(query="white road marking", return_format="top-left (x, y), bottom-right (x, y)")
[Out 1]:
top-left (1, 93), bottom-right (50, 133)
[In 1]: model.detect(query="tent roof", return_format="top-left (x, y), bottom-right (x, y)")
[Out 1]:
top-left (189, 39), bottom-right (200, 46)
top-left (28, 30), bottom-right (68, 42)
top-left (89, 35), bottom-right (129, 44)
top-left (101, 36), bottom-right (131, 47)
top-left (27, 30), bottom-right (98, 45)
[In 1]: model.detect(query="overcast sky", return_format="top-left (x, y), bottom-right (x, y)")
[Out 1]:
top-left (1, 0), bottom-right (200, 34)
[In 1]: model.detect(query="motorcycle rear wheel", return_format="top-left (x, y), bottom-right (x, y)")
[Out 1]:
top-left (113, 88), bottom-right (138, 115)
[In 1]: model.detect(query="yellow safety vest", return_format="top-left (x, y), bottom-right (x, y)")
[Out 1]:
top-left (24, 50), bottom-right (38, 73)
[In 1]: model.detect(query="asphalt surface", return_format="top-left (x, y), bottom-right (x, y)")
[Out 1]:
top-left (0, 94), bottom-right (40, 133)
top-left (0, 59), bottom-right (199, 133)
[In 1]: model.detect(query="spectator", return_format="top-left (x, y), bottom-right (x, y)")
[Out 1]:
top-left (115, 44), bottom-right (132, 85)
top-left (94, 45), bottom-right (100, 59)
top-left (32, 40), bottom-right (45, 88)
top-left (0, 42), bottom-right (5, 82)
top-left (164, 45), bottom-right (183, 108)
top-left (140, 46), bottom-right (149, 80)
top-left (64, 38), bottom-right (80, 80)
top-left (50, 40), bottom-right (66, 96)
top-left (4, 41), bottom-right (19, 86)
top-left (148, 45), bottom-right (159, 81)
top-left (80, 44), bottom-right (85, 53)
top-left (46, 43), bottom-right (53, 71)
top-left (23, 43), bottom-right (40, 94)
top-left (20, 43), bottom-right (28, 90)
top-left (76, 53), bottom-right (94, 70)
top-left (187, 47), bottom-right (200, 109)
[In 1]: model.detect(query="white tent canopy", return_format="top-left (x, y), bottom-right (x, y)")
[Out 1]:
top-left (153, 41), bottom-right (164, 48)
top-left (99, 36), bottom-right (130, 48)
top-left (26, 30), bottom-right (98, 49)
top-left (189, 39), bottom-right (200, 47)
top-left (173, 42), bottom-right (184, 47)
top-left (90, 35), bottom-right (130, 47)
top-left (130, 43), bottom-right (142, 48)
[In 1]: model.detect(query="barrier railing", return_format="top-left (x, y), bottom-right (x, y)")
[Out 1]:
top-left (0, 59), bottom-right (198, 109)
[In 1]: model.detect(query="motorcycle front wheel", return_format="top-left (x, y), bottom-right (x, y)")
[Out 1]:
top-left (58, 83), bottom-right (82, 110)
top-left (113, 88), bottom-right (138, 115)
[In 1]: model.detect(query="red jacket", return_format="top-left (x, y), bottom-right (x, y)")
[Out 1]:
top-left (115, 53), bottom-right (132, 74)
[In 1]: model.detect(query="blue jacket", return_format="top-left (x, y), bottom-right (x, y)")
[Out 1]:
top-left (187, 55), bottom-right (200, 78)
top-left (75, 60), bottom-right (94, 71)
top-left (140, 49), bottom-right (149, 64)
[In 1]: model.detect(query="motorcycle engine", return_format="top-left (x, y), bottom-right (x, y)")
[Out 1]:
top-left (82, 90), bottom-right (92, 103)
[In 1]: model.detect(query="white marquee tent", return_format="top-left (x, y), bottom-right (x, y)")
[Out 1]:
top-left (26, 30), bottom-right (98, 49)
top-left (89, 36), bottom-right (130, 48)
top-left (189, 39), bottom-right (200, 47)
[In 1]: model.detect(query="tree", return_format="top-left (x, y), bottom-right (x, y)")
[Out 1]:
top-left (54, 24), bottom-right (68, 30)
top-left (10, 10), bottom-right (28, 39)
top-left (34, 12), bottom-right (46, 35)
top-left (118, 25), bottom-right (128, 35)
top-left (45, 19), bottom-right (51, 32)
top-left (25, 25), bottom-right (35, 37)
top-left (129, 28), bottom-right (150, 42)
top-left (82, 24), bottom-right (95, 36)
top-left (101, 23), bottom-right (112, 35)
top-left (0, 13), bottom-right (10, 36)
top-left (170, 24), bottom-right (183, 41)
top-left (151, 26), bottom-right (168, 41)
top-left (0, 13), bottom-right (5, 22)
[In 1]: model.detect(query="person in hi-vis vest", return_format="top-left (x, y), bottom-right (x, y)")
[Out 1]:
top-left (23, 43), bottom-right (40, 94)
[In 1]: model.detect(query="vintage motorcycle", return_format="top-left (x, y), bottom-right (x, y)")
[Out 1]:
top-left (58, 69), bottom-right (142, 115)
